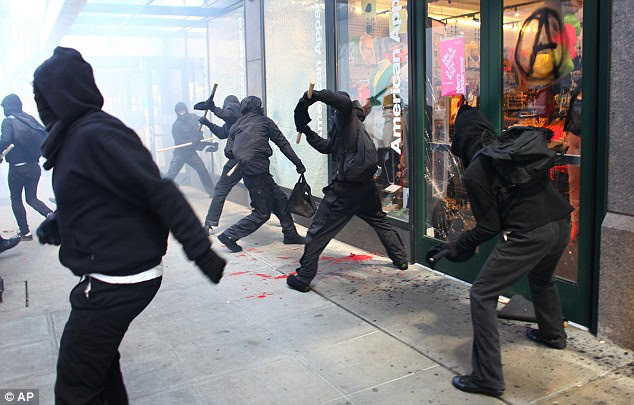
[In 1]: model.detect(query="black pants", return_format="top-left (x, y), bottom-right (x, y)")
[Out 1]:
top-left (469, 216), bottom-right (571, 391)
top-left (165, 151), bottom-right (215, 196)
top-left (205, 159), bottom-right (242, 227)
top-left (223, 173), bottom-right (297, 241)
top-left (8, 163), bottom-right (52, 234)
top-left (55, 276), bottom-right (162, 405)
top-left (295, 181), bottom-right (407, 284)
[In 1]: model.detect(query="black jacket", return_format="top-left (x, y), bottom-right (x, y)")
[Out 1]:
top-left (225, 110), bottom-right (302, 176)
top-left (204, 95), bottom-right (241, 140)
top-left (0, 94), bottom-right (45, 165)
top-left (33, 47), bottom-right (213, 277)
top-left (171, 104), bottom-right (202, 155)
top-left (303, 90), bottom-right (365, 183)
top-left (451, 105), bottom-right (573, 251)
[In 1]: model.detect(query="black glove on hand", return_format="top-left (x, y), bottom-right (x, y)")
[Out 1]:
top-left (199, 116), bottom-right (212, 128)
top-left (444, 239), bottom-right (476, 263)
top-left (296, 164), bottom-right (306, 174)
top-left (302, 91), bottom-right (318, 107)
top-left (205, 142), bottom-right (219, 153)
top-left (195, 249), bottom-right (226, 284)
top-left (37, 212), bottom-right (61, 245)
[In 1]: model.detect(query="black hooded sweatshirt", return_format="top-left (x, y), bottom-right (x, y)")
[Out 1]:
top-left (225, 96), bottom-right (302, 176)
top-left (302, 90), bottom-right (365, 183)
top-left (204, 95), bottom-right (241, 139)
top-left (171, 102), bottom-right (201, 155)
top-left (33, 47), bottom-right (213, 277)
top-left (0, 94), bottom-right (45, 165)
top-left (451, 105), bottom-right (572, 251)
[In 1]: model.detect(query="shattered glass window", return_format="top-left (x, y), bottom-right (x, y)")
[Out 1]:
top-left (424, 0), bottom-right (481, 241)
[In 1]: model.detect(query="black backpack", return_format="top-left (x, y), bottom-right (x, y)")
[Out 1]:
top-left (342, 117), bottom-right (378, 183)
top-left (9, 115), bottom-right (47, 161)
top-left (478, 126), bottom-right (557, 188)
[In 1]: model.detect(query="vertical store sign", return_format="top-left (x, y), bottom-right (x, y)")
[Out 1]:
top-left (390, 0), bottom-right (404, 154)
top-left (238, 15), bottom-right (246, 97)
top-left (439, 36), bottom-right (466, 96)
top-left (314, 0), bottom-right (324, 134)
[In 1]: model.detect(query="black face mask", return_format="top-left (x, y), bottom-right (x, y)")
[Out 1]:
top-left (34, 86), bottom-right (59, 130)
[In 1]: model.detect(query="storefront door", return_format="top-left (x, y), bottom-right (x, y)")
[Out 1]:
top-left (413, 0), bottom-right (599, 327)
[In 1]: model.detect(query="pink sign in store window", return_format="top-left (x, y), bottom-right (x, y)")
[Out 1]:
top-left (439, 37), bottom-right (466, 96)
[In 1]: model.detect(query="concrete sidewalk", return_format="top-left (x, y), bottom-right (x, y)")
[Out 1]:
top-left (1, 187), bottom-right (632, 404)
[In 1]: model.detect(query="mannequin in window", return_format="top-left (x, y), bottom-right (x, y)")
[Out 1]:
top-left (359, 24), bottom-right (377, 65)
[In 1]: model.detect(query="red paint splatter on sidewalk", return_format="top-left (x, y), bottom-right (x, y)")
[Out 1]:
top-left (274, 274), bottom-right (288, 279)
top-left (254, 273), bottom-right (273, 279)
top-left (229, 271), bottom-right (249, 277)
top-left (277, 256), bottom-right (290, 260)
top-left (321, 256), bottom-right (333, 261)
top-left (238, 253), bottom-right (247, 257)
top-left (333, 253), bottom-right (373, 263)
top-left (245, 248), bottom-right (258, 252)
top-left (246, 292), bottom-right (273, 299)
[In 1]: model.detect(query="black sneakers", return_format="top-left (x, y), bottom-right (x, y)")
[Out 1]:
top-left (17, 231), bottom-right (33, 241)
top-left (0, 237), bottom-right (20, 254)
top-left (217, 233), bottom-right (242, 252)
top-left (451, 375), bottom-right (504, 397)
top-left (286, 274), bottom-right (311, 293)
top-left (393, 261), bottom-right (408, 270)
top-left (526, 328), bottom-right (567, 349)
top-left (283, 233), bottom-right (307, 245)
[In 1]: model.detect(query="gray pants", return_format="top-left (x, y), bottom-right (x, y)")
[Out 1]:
top-left (469, 215), bottom-right (571, 391)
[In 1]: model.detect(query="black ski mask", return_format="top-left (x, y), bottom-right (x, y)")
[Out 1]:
top-left (33, 85), bottom-right (59, 130)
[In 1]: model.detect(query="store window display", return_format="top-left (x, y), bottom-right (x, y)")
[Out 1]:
top-left (336, 0), bottom-right (410, 221)
top-left (424, 0), bottom-right (481, 241)
top-left (503, 0), bottom-right (583, 282)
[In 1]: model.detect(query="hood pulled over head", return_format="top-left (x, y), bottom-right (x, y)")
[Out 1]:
top-left (33, 47), bottom-right (104, 125)
top-left (175, 102), bottom-right (188, 117)
top-left (1, 94), bottom-right (23, 117)
top-left (451, 105), bottom-right (496, 168)
top-left (240, 96), bottom-right (263, 115)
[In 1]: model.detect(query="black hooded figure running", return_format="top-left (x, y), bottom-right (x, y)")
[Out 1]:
top-left (33, 47), bottom-right (226, 405)
top-left (196, 94), bottom-right (243, 233)
top-left (164, 102), bottom-right (215, 196)
top-left (428, 105), bottom-right (572, 397)
top-left (0, 94), bottom-right (53, 240)
top-left (216, 96), bottom-right (306, 252)
top-left (287, 89), bottom-right (408, 293)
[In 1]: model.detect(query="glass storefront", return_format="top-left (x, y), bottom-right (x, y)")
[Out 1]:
top-left (335, 0), bottom-right (410, 221)
top-left (424, 0), bottom-right (480, 241)
top-left (502, 0), bottom-right (583, 282)
top-left (263, 0), bottom-right (328, 197)
top-left (206, 6), bottom-right (247, 175)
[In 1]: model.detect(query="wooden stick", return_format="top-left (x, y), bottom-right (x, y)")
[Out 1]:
top-left (227, 163), bottom-right (238, 177)
top-left (296, 81), bottom-right (315, 144)
top-left (1, 143), bottom-right (14, 159)
top-left (198, 83), bottom-right (219, 131)
top-left (157, 137), bottom-right (216, 153)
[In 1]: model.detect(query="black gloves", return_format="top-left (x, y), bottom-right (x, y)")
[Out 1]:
top-left (193, 98), bottom-right (216, 111)
top-left (199, 116), bottom-right (212, 128)
top-left (444, 239), bottom-right (476, 263)
top-left (294, 98), bottom-right (312, 133)
top-left (37, 212), bottom-right (61, 245)
top-left (296, 164), bottom-right (306, 174)
top-left (302, 91), bottom-right (318, 107)
top-left (425, 244), bottom-right (447, 268)
top-left (195, 249), bottom-right (226, 284)
top-left (205, 142), bottom-right (219, 153)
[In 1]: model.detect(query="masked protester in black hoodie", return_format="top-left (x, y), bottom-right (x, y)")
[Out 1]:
top-left (33, 47), bottom-right (226, 405)
top-left (217, 95), bottom-right (306, 252)
top-left (196, 95), bottom-right (243, 233)
top-left (164, 102), bottom-right (215, 196)
top-left (0, 94), bottom-right (53, 240)
top-left (429, 105), bottom-right (572, 397)
top-left (286, 90), bottom-right (408, 293)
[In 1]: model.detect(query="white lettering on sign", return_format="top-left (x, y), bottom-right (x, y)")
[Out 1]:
top-left (314, 0), bottom-right (324, 133)
top-left (390, 0), bottom-right (403, 154)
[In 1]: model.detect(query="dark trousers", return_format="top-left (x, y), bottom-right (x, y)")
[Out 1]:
top-left (223, 173), bottom-right (297, 240)
top-left (165, 151), bottom-right (215, 196)
top-left (55, 276), bottom-right (161, 405)
top-left (8, 163), bottom-right (52, 234)
top-left (296, 181), bottom-right (407, 284)
top-left (469, 216), bottom-right (571, 391)
top-left (205, 159), bottom-right (242, 226)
